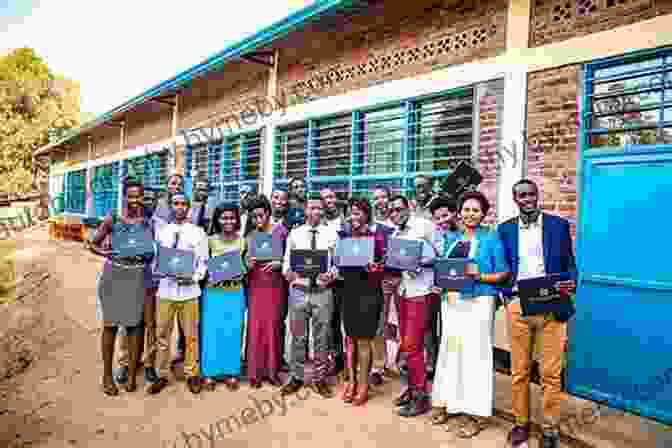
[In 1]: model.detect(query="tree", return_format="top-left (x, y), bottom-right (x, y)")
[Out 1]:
top-left (0, 48), bottom-right (81, 197)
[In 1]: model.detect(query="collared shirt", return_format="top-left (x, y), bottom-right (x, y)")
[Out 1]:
top-left (156, 221), bottom-right (208, 301)
top-left (394, 216), bottom-right (435, 299)
top-left (410, 197), bottom-right (435, 221)
top-left (283, 222), bottom-right (338, 288)
top-left (517, 213), bottom-right (545, 281)
top-left (431, 228), bottom-right (460, 258)
top-left (323, 213), bottom-right (343, 234)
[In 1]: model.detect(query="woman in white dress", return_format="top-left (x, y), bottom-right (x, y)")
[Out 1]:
top-left (431, 191), bottom-right (510, 438)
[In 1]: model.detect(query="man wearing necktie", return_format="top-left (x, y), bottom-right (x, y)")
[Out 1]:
top-left (281, 193), bottom-right (338, 399)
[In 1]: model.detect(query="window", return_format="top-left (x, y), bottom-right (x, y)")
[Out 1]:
top-left (585, 52), bottom-right (672, 150)
top-left (126, 151), bottom-right (169, 191)
top-left (185, 130), bottom-right (263, 204)
top-left (64, 169), bottom-right (86, 214)
top-left (273, 86), bottom-right (477, 198)
top-left (92, 162), bottom-right (121, 218)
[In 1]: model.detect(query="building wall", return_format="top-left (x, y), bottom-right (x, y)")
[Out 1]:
top-left (124, 102), bottom-right (173, 150)
top-left (91, 125), bottom-right (121, 159)
top-left (276, 0), bottom-right (509, 104)
top-left (526, 64), bottom-right (580, 238)
top-left (65, 138), bottom-right (89, 164)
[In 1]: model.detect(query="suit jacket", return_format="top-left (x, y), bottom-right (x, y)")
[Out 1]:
top-left (497, 212), bottom-right (577, 284)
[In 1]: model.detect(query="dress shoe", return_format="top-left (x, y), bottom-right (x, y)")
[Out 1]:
top-left (311, 382), bottom-right (334, 399)
top-left (280, 378), bottom-right (304, 396)
top-left (146, 377), bottom-right (168, 395)
top-left (541, 432), bottom-right (559, 448)
top-left (225, 377), bottom-right (240, 391)
top-left (342, 382), bottom-right (356, 403)
top-left (393, 388), bottom-right (412, 407)
top-left (114, 366), bottom-right (129, 385)
top-left (187, 376), bottom-right (202, 394)
top-left (370, 371), bottom-right (384, 386)
top-left (508, 425), bottom-right (530, 447)
top-left (398, 393), bottom-right (430, 417)
top-left (144, 367), bottom-right (160, 384)
top-left (351, 384), bottom-right (369, 406)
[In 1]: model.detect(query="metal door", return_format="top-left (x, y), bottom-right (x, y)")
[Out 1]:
top-left (566, 49), bottom-right (672, 424)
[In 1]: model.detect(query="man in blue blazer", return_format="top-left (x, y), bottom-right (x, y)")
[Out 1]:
top-left (497, 179), bottom-right (576, 448)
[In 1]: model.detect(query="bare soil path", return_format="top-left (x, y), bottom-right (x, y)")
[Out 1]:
top-left (1, 227), bottom-right (671, 448)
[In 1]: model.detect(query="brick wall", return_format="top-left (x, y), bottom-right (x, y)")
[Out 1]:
top-left (526, 65), bottom-right (580, 239)
top-left (530, 0), bottom-right (672, 47)
top-left (124, 101), bottom-right (173, 149)
top-left (477, 79), bottom-right (504, 226)
top-left (274, 0), bottom-right (508, 105)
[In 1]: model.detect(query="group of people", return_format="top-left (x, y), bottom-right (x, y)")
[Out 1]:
top-left (89, 172), bottom-right (576, 448)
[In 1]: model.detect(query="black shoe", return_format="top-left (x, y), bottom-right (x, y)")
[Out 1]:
top-left (398, 393), bottom-right (430, 417)
top-left (508, 425), bottom-right (530, 447)
top-left (146, 377), bottom-right (168, 395)
top-left (311, 382), bottom-right (334, 399)
top-left (144, 367), bottom-right (160, 384)
top-left (280, 378), bottom-right (303, 396)
top-left (541, 432), bottom-right (559, 448)
top-left (393, 388), bottom-right (413, 407)
top-left (370, 371), bottom-right (384, 386)
top-left (114, 366), bottom-right (129, 385)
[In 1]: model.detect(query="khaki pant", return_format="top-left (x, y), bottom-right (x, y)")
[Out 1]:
top-left (155, 298), bottom-right (200, 379)
top-left (507, 301), bottom-right (565, 431)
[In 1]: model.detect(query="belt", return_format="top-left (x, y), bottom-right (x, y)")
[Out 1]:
top-left (110, 259), bottom-right (145, 269)
top-left (292, 284), bottom-right (330, 293)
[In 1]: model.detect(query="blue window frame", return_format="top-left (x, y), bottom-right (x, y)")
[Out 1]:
top-left (125, 151), bottom-right (169, 191)
top-left (91, 162), bottom-right (120, 218)
top-left (273, 86), bottom-right (476, 198)
top-left (64, 169), bottom-right (86, 214)
top-left (583, 47), bottom-right (672, 153)
top-left (185, 129), bottom-right (262, 204)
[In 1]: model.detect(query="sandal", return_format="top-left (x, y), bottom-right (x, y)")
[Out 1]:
top-left (430, 408), bottom-right (449, 425)
top-left (102, 380), bottom-right (119, 396)
top-left (456, 416), bottom-right (486, 439)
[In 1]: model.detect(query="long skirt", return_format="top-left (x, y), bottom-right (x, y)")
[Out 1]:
top-left (246, 267), bottom-right (286, 381)
top-left (200, 285), bottom-right (246, 377)
top-left (97, 262), bottom-right (145, 327)
top-left (431, 294), bottom-right (495, 417)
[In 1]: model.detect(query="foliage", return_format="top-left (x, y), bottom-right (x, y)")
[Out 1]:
top-left (0, 48), bottom-right (81, 195)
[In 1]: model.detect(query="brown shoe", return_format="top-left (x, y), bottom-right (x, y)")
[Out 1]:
top-left (311, 382), bottom-right (334, 399)
top-left (146, 377), bottom-right (168, 395)
top-left (342, 382), bottom-right (356, 403)
top-left (280, 378), bottom-right (303, 396)
top-left (187, 376), bottom-right (202, 394)
top-left (352, 384), bottom-right (369, 406)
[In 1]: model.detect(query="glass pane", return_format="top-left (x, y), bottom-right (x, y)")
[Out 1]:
top-left (360, 106), bottom-right (404, 176)
top-left (314, 114), bottom-right (351, 177)
top-left (93, 162), bottom-right (120, 217)
top-left (593, 57), bottom-right (663, 81)
top-left (244, 131), bottom-right (262, 181)
top-left (274, 122), bottom-right (308, 179)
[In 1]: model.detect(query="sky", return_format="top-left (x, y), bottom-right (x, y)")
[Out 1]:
top-left (0, 0), bottom-right (314, 116)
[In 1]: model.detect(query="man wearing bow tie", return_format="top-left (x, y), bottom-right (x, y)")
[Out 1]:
top-left (498, 179), bottom-right (576, 448)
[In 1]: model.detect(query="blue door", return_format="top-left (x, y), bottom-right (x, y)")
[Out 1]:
top-left (566, 49), bottom-right (672, 424)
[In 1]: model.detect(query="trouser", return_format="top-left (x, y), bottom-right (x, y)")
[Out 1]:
top-left (426, 292), bottom-right (441, 373)
top-left (288, 287), bottom-right (333, 384)
top-left (331, 280), bottom-right (345, 362)
top-left (155, 297), bottom-right (200, 380)
top-left (381, 276), bottom-right (402, 372)
top-left (398, 294), bottom-right (430, 393)
top-left (508, 300), bottom-right (565, 432)
top-left (118, 287), bottom-right (157, 367)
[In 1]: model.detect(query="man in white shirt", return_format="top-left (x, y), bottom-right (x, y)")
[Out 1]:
top-left (387, 194), bottom-right (435, 417)
top-left (281, 193), bottom-right (338, 399)
top-left (147, 192), bottom-right (209, 395)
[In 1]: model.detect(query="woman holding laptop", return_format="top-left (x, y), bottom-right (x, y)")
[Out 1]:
top-left (336, 198), bottom-right (386, 406)
top-left (430, 191), bottom-right (510, 438)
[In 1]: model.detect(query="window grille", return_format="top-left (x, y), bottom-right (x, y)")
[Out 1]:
top-left (92, 161), bottom-right (120, 218)
top-left (125, 151), bottom-right (169, 191)
top-left (585, 51), bottom-right (672, 150)
top-left (64, 169), bottom-right (86, 214)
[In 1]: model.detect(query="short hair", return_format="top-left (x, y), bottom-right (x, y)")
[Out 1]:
top-left (429, 196), bottom-right (457, 214)
top-left (248, 195), bottom-right (272, 215)
top-left (512, 179), bottom-right (538, 196)
top-left (210, 202), bottom-right (240, 235)
top-left (458, 191), bottom-right (490, 217)
top-left (348, 197), bottom-right (372, 224)
top-left (373, 185), bottom-right (391, 198)
top-left (389, 195), bottom-right (409, 208)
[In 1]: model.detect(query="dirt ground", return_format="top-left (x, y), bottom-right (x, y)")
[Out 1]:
top-left (1, 226), bottom-right (671, 448)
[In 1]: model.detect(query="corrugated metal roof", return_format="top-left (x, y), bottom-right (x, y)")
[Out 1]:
top-left (35, 0), bottom-right (361, 157)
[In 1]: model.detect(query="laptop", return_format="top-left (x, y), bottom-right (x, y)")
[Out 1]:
top-left (434, 258), bottom-right (474, 292)
top-left (518, 272), bottom-right (575, 317)
top-left (111, 225), bottom-right (155, 259)
top-left (207, 251), bottom-right (244, 283)
top-left (155, 246), bottom-right (196, 279)
top-left (249, 232), bottom-right (283, 261)
top-left (385, 238), bottom-right (423, 271)
top-left (335, 237), bottom-right (374, 268)
top-left (290, 249), bottom-right (329, 276)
